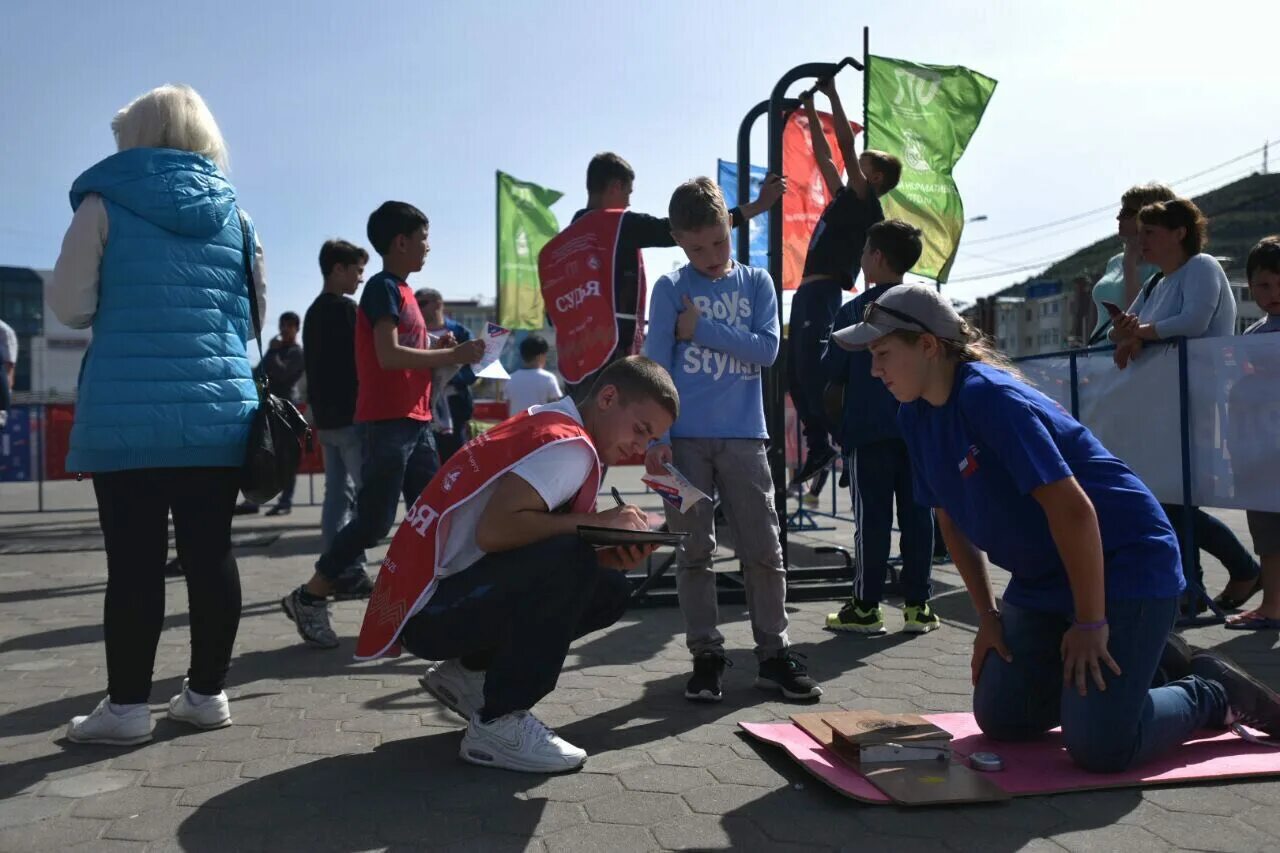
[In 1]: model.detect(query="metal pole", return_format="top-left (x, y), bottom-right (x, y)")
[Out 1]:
top-left (736, 101), bottom-right (769, 266)
top-left (862, 27), bottom-right (871, 147)
top-left (1069, 351), bottom-right (1080, 419)
top-left (494, 170), bottom-right (502, 326)
top-left (1176, 338), bottom-right (1207, 617)
top-left (767, 60), bottom-right (856, 567)
top-left (36, 404), bottom-right (44, 513)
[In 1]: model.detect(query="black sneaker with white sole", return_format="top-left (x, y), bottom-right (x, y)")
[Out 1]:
top-left (1190, 651), bottom-right (1280, 736)
top-left (756, 651), bottom-right (822, 700)
top-left (685, 652), bottom-right (730, 702)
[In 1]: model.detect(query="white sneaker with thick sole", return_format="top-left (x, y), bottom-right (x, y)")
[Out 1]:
top-left (459, 711), bottom-right (587, 773)
top-left (168, 679), bottom-right (232, 729)
top-left (67, 698), bottom-right (153, 746)
top-left (421, 660), bottom-right (486, 720)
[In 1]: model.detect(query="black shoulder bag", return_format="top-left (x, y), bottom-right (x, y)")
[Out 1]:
top-left (237, 210), bottom-right (311, 503)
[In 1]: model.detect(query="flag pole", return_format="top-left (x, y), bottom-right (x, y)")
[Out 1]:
top-left (862, 26), bottom-right (870, 148)
top-left (494, 171), bottom-right (502, 326)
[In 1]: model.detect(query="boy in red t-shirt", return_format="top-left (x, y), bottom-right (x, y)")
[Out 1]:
top-left (282, 201), bottom-right (485, 649)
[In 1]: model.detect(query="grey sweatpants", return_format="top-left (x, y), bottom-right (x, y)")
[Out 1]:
top-left (665, 438), bottom-right (789, 661)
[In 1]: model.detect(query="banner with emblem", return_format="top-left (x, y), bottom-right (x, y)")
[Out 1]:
top-left (496, 171), bottom-right (563, 329)
top-left (866, 56), bottom-right (996, 283)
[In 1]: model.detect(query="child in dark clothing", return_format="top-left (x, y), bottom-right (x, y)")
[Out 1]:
top-left (823, 220), bottom-right (937, 634)
top-left (789, 80), bottom-right (901, 487)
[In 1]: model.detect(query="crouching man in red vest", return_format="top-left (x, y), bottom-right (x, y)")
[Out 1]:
top-left (354, 356), bottom-right (678, 773)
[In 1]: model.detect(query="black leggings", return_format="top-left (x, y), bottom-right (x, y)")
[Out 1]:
top-left (93, 467), bottom-right (242, 704)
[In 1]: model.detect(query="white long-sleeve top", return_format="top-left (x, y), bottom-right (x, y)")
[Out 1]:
top-left (49, 193), bottom-right (268, 330)
top-left (1125, 253), bottom-right (1236, 340)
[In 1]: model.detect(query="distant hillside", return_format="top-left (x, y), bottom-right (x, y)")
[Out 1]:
top-left (1001, 172), bottom-right (1280, 294)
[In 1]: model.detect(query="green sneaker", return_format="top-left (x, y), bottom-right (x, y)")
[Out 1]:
top-left (902, 603), bottom-right (941, 634)
top-left (826, 600), bottom-right (885, 634)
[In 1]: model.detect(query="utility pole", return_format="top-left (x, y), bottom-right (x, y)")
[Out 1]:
top-left (1264, 141), bottom-right (1269, 175)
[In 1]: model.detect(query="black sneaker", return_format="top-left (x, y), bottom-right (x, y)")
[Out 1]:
top-left (331, 571), bottom-right (376, 601)
top-left (265, 505), bottom-right (292, 517)
top-left (1156, 632), bottom-right (1195, 684)
top-left (790, 447), bottom-right (836, 488)
top-left (1190, 651), bottom-right (1280, 736)
top-left (756, 651), bottom-right (823, 700)
top-left (685, 652), bottom-right (730, 702)
top-left (233, 502), bottom-right (261, 516)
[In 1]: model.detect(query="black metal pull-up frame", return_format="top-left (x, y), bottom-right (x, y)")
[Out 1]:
top-left (735, 28), bottom-right (869, 569)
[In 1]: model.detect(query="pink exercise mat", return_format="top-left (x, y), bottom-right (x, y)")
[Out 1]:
top-left (739, 712), bottom-right (1280, 804)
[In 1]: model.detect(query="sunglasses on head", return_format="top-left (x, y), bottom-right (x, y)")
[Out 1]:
top-left (865, 301), bottom-right (935, 336)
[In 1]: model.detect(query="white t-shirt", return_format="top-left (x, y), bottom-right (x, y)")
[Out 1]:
top-left (431, 396), bottom-right (596, 583)
top-left (504, 367), bottom-right (562, 415)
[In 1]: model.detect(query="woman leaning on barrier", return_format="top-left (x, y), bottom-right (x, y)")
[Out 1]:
top-left (48, 84), bottom-right (266, 745)
top-left (1086, 183), bottom-right (1171, 345)
top-left (1109, 197), bottom-right (1260, 614)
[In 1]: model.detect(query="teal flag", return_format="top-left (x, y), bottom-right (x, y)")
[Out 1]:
top-left (496, 171), bottom-right (563, 329)
top-left (866, 56), bottom-right (997, 282)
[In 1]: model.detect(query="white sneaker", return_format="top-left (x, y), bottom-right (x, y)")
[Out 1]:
top-left (67, 698), bottom-right (153, 746)
top-left (421, 660), bottom-right (486, 720)
top-left (168, 679), bottom-right (232, 729)
top-left (459, 711), bottom-right (587, 773)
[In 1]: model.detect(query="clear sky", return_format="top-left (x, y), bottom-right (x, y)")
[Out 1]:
top-left (2, 0), bottom-right (1276, 318)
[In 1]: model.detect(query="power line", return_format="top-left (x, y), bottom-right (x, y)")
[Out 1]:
top-left (963, 138), bottom-right (1278, 247)
top-left (958, 165), bottom-right (1261, 261)
top-left (948, 185), bottom-right (1280, 286)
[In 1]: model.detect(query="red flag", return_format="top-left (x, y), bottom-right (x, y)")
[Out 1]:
top-left (781, 110), bottom-right (862, 291)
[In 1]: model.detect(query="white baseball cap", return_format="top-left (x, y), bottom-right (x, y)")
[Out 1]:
top-left (831, 284), bottom-right (966, 350)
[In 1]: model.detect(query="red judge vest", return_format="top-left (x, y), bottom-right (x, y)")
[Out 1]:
top-left (355, 409), bottom-right (601, 660)
top-left (538, 209), bottom-right (646, 384)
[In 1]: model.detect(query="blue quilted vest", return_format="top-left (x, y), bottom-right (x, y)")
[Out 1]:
top-left (66, 148), bottom-right (259, 473)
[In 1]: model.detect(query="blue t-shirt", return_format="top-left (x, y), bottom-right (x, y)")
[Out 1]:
top-left (643, 262), bottom-right (779, 441)
top-left (898, 362), bottom-right (1184, 612)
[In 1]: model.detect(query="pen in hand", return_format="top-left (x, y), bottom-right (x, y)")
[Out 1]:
top-left (611, 487), bottom-right (625, 508)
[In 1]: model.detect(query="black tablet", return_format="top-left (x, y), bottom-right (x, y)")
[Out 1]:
top-left (577, 526), bottom-right (688, 547)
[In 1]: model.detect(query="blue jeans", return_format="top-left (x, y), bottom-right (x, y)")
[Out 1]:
top-left (973, 597), bottom-right (1227, 773)
top-left (786, 279), bottom-right (843, 455)
top-left (315, 418), bottom-right (439, 582)
top-left (317, 426), bottom-right (363, 549)
top-left (847, 440), bottom-right (934, 605)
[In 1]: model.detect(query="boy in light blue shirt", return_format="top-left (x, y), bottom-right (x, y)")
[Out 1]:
top-left (645, 178), bottom-right (821, 704)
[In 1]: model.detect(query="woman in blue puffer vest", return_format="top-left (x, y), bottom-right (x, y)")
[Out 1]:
top-left (49, 84), bottom-right (265, 745)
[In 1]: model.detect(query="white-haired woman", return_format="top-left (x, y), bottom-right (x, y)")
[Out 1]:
top-left (50, 84), bottom-right (266, 745)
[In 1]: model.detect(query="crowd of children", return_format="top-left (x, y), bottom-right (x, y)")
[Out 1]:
top-left (56, 82), bottom-right (1280, 779)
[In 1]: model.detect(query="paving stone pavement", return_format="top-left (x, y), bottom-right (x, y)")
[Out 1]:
top-left (1, 473), bottom-right (1278, 852)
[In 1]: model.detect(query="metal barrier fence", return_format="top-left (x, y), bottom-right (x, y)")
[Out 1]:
top-left (0, 399), bottom-right (517, 514)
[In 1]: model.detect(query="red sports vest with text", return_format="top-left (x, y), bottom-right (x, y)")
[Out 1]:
top-left (538, 209), bottom-right (646, 384)
top-left (355, 410), bottom-right (601, 660)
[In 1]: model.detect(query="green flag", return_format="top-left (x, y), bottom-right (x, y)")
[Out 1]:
top-left (496, 171), bottom-right (563, 329)
top-left (866, 56), bottom-right (997, 282)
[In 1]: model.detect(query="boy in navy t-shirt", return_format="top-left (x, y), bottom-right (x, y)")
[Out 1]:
top-left (281, 202), bottom-right (485, 650)
top-left (823, 220), bottom-right (937, 635)
top-left (788, 80), bottom-right (901, 488)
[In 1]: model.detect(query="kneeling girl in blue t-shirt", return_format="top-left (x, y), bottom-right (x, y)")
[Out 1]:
top-left (831, 284), bottom-right (1280, 772)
